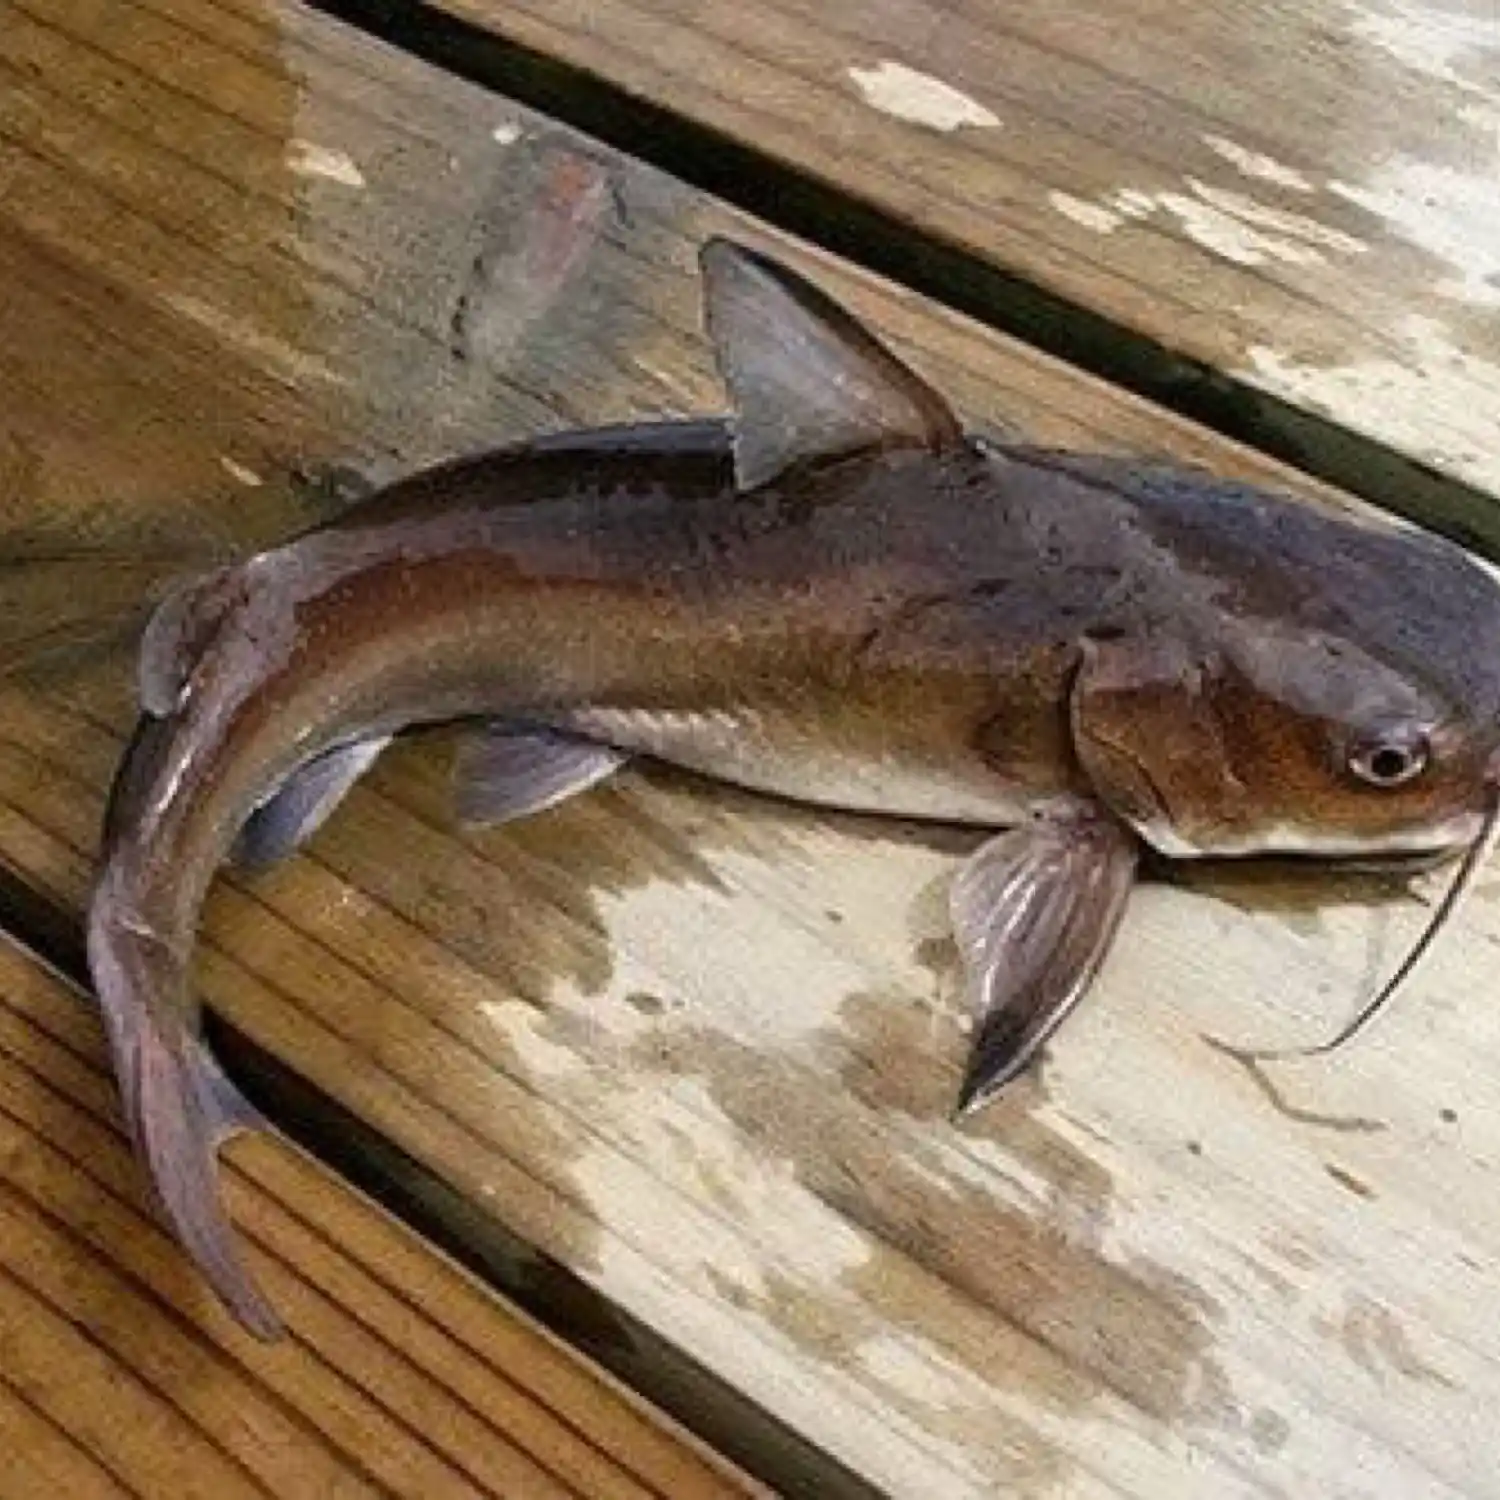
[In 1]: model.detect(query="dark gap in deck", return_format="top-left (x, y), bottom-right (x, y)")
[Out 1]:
top-left (0, 864), bottom-right (873, 1500)
top-left (311, 0), bottom-right (1500, 559)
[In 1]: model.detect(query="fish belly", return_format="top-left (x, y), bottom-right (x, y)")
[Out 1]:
top-left (559, 705), bottom-right (1034, 825)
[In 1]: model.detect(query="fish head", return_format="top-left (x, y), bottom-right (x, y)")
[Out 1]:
top-left (1068, 522), bottom-right (1500, 863)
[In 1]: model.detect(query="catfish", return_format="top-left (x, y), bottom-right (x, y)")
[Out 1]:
top-left (89, 238), bottom-right (1500, 1338)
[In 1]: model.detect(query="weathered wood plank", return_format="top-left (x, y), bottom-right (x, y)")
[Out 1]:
top-left (2, 2), bottom-right (1499, 1497)
top-left (0, 937), bottom-right (756, 1500)
top-left (425, 0), bottom-right (1500, 512)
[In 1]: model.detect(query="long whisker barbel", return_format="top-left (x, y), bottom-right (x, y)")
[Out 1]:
top-left (1230, 788), bottom-right (1500, 1063)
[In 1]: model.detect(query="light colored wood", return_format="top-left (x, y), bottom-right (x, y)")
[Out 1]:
top-left (437, 0), bottom-right (1500, 504)
top-left (0, 937), bottom-right (757, 1500)
top-left (2, 1), bottom-right (1499, 1497)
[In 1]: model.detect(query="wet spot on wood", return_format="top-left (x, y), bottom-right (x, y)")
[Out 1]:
top-left (629, 1021), bottom-right (1238, 1467)
top-left (346, 752), bottom-right (737, 1005)
top-left (1440, 1106), bottom-right (1458, 1124)
top-left (1172, 855), bottom-right (1428, 944)
top-left (1249, 1407), bottom-right (1291, 1454)
top-left (912, 933), bottom-right (959, 984)
top-left (835, 989), bottom-right (972, 1120)
top-left (624, 989), bottom-right (667, 1015)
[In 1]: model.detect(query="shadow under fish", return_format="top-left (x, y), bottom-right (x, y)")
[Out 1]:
top-left (89, 238), bottom-right (1500, 1338)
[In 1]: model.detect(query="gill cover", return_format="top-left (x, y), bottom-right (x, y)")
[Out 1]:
top-left (1069, 633), bottom-right (1245, 856)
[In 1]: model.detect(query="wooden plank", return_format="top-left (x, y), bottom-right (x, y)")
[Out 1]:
top-left (2, 1), bottom-right (1499, 1496)
top-left (0, 938), bottom-right (756, 1500)
top-left (420, 0), bottom-right (1500, 517)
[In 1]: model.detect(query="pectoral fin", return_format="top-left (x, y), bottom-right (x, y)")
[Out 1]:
top-left (949, 804), bottom-right (1137, 1115)
top-left (233, 736), bottom-right (391, 869)
top-left (453, 723), bottom-right (628, 826)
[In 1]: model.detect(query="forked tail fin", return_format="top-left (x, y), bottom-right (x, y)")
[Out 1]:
top-left (88, 889), bottom-right (284, 1341)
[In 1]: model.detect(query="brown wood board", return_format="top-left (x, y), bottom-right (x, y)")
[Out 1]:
top-left (427, 0), bottom-right (1500, 530)
top-left (1, 1), bottom-right (1498, 1496)
top-left (0, 936), bottom-right (756, 1500)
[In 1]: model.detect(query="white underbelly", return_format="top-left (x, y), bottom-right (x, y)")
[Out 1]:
top-left (558, 705), bottom-right (1032, 826)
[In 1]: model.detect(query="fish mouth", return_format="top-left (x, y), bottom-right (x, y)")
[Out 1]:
top-left (1140, 807), bottom-right (1485, 863)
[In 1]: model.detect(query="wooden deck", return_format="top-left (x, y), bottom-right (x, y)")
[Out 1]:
top-left (428, 0), bottom-right (1500, 542)
top-left (3, 0), bottom-right (1500, 1496)
top-left (0, 937), bottom-right (754, 1499)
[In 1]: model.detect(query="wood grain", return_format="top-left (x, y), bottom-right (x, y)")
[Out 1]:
top-left (431, 0), bottom-right (1500, 507)
top-left (0, 937), bottom-right (755, 1500)
top-left (3, 1), bottom-right (1500, 1496)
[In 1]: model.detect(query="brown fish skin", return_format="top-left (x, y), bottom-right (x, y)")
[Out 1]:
top-left (90, 239), bottom-right (1500, 1335)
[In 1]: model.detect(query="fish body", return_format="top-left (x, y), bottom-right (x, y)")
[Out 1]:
top-left (90, 240), bottom-right (1500, 1337)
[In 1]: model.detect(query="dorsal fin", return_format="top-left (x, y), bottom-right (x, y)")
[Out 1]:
top-left (138, 565), bottom-right (235, 717)
top-left (699, 238), bottom-right (962, 491)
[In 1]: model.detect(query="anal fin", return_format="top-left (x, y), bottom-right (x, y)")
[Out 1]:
top-left (454, 722), bottom-right (628, 826)
top-left (233, 736), bottom-right (391, 870)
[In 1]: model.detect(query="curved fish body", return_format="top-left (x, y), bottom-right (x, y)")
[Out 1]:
top-left (90, 240), bottom-right (1500, 1337)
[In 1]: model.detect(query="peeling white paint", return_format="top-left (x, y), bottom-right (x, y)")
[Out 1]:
top-left (1080, 178), bottom-right (1367, 267)
top-left (491, 121), bottom-right (523, 146)
top-left (1153, 191), bottom-right (1338, 266)
top-left (285, 139), bottom-right (366, 188)
top-left (1245, 315), bottom-right (1500, 491)
top-left (1333, 160), bottom-right (1500, 306)
top-left (218, 455), bottom-right (264, 487)
top-left (1350, 0), bottom-right (1500, 92)
top-left (1109, 188), bottom-right (1157, 219)
top-left (1146, 196), bottom-right (1318, 266)
top-left (1201, 134), bottom-right (1314, 192)
top-left (1186, 182), bottom-right (1367, 253)
top-left (1048, 191), bottom-right (1123, 234)
top-left (847, 61), bottom-right (1000, 133)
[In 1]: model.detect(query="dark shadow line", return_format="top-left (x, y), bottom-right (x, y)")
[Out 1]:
top-left (0, 857), bottom-right (875, 1500)
top-left (308, 0), bottom-right (1500, 559)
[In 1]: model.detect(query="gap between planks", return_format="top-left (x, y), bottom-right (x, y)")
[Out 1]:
top-left (0, 908), bottom-right (874, 1500)
top-left (304, 0), bottom-right (1500, 559)
top-left (0, 932), bottom-right (772, 1500)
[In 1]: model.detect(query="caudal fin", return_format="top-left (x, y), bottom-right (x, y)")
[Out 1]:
top-left (88, 898), bottom-right (284, 1340)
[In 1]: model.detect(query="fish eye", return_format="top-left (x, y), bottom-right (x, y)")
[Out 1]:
top-left (1348, 727), bottom-right (1430, 788)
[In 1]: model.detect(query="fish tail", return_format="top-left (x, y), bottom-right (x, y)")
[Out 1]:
top-left (87, 885), bottom-right (284, 1341)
